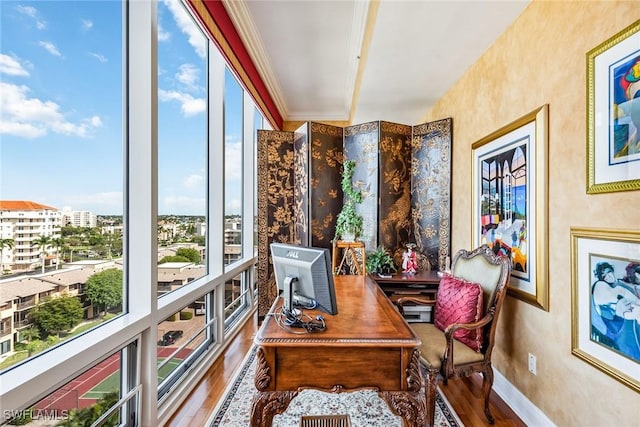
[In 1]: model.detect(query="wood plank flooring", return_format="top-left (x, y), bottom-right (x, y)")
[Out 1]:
top-left (164, 312), bottom-right (526, 427)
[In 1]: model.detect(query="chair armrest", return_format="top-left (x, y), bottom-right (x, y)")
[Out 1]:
top-left (443, 312), bottom-right (493, 337)
top-left (442, 312), bottom-right (494, 377)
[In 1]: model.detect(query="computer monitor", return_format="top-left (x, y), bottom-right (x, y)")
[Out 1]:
top-left (270, 242), bottom-right (338, 316)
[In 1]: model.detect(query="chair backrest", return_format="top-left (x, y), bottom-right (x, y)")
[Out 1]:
top-left (450, 244), bottom-right (511, 354)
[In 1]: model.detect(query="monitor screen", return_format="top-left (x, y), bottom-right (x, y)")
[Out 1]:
top-left (270, 242), bottom-right (338, 316)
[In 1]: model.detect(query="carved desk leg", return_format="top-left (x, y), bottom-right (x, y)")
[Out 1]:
top-left (249, 347), bottom-right (298, 427)
top-left (379, 350), bottom-right (426, 427)
top-left (250, 390), bottom-right (297, 427)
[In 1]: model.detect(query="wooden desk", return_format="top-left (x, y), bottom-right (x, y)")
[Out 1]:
top-left (251, 275), bottom-right (426, 426)
top-left (371, 271), bottom-right (441, 322)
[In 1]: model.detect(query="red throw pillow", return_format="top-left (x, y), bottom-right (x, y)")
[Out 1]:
top-left (434, 273), bottom-right (484, 352)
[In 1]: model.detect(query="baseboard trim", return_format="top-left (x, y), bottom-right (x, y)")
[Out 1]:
top-left (493, 369), bottom-right (556, 427)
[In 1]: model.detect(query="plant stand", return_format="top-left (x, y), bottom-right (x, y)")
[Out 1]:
top-left (332, 240), bottom-right (366, 275)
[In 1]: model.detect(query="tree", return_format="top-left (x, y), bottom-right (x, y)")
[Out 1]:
top-left (58, 390), bottom-right (119, 427)
top-left (191, 235), bottom-right (206, 246)
top-left (0, 238), bottom-right (14, 273)
top-left (51, 237), bottom-right (65, 269)
top-left (175, 247), bottom-right (201, 263)
top-left (84, 268), bottom-right (123, 317)
top-left (29, 295), bottom-right (83, 338)
top-left (32, 234), bottom-right (52, 274)
top-left (19, 327), bottom-right (40, 344)
top-left (159, 255), bottom-right (191, 264)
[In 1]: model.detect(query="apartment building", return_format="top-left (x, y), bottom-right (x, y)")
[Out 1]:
top-left (0, 201), bottom-right (61, 273)
top-left (0, 261), bottom-right (116, 356)
top-left (61, 208), bottom-right (97, 228)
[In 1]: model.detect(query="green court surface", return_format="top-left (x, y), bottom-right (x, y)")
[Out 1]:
top-left (82, 359), bottom-right (183, 399)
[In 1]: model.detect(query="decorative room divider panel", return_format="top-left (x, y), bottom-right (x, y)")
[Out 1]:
top-left (257, 119), bottom-right (452, 318)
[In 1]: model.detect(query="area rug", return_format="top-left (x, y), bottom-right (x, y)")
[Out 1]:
top-left (206, 346), bottom-right (463, 426)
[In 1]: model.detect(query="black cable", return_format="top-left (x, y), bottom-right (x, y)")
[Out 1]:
top-left (273, 306), bottom-right (326, 333)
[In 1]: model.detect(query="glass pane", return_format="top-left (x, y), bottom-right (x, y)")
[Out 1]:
top-left (224, 68), bottom-right (243, 266)
top-left (157, 294), bottom-right (209, 389)
top-left (4, 348), bottom-right (125, 426)
top-left (224, 272), bottom-right (248, 327)
top-left (0, 0), bottom-right (123, 368)
top-left (253, 108), bottom-right (262, 256)
top-left (157, 0), bottom-right (208, 296)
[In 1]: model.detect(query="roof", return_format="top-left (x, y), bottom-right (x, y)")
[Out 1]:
top-left (0, 201), bottom-right (58, 211)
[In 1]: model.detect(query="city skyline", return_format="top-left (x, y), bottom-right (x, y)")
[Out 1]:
top-left (1, 0), bottom-right (246, 216)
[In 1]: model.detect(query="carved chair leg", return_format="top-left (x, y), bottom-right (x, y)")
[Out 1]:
top-left (482, 364), bottom-right (495, 424)
top-left (424, 367), bottom-right (439, 427)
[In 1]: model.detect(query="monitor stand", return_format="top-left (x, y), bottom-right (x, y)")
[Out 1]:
top-left (283, 276), bottom-right (299, 318)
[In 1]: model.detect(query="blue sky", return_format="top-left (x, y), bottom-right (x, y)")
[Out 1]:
top-left (1, 0), bottom-right (244, 216)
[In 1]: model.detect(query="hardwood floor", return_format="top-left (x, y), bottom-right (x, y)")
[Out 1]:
top-left (165, 312), bottom-right (526, 426)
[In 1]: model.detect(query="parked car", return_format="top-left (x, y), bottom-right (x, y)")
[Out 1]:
top-left (160, 330), bottom-right (183, 346)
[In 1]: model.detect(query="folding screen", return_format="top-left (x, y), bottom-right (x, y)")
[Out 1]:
top-left (294, 122), bottom-right (344, 249)
top-left (344, 121), bottom-right (380, 250)
top-left (412, 118), bottom-right (453, 271)
top-left (257, 130), bottom-right (295, 318)
top-left (257, 119), bottom-right (452, 318)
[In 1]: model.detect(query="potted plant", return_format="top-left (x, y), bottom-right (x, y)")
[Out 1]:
top-left (334, 160), bottom-right (363, 242)
top-left (366, 246), bottom-right (397, 276)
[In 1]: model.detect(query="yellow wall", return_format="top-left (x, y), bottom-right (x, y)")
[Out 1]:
top-left (424, 1), bottom-right (640, 425)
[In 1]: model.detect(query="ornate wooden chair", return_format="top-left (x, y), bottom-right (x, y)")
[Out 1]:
top-left (396, 245), bottom-right (511, 426)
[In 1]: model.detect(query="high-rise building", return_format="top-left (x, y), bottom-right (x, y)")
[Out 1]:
top-left (0, 201), bottom-right (61, 272)
top-left (61, 208), bottom-right (97, 228)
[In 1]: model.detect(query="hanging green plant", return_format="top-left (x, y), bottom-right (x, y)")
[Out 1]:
top-left (334, 160), bottom-right (363, 241)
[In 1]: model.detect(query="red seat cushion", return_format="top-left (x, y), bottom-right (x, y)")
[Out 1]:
top-left (434, 273), bottom-right (484, 352)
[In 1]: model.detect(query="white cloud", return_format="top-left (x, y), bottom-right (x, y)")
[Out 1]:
top-left (226, 198), bottom-right (242, 215)
top-left (0, 54), bottom-right (30, 76)
top-left (158, 88), bottom-right (205, 117)
top-left (0, 82), bottom-right (102, 139)
top-left (224, 137), bottom-right (242, 180)
top-left (162, 195), bottom-right (206, 215)
top-left (81, 19), bottom-right (93, 31)
top-left (163, 0), bottom-right (206, 58)
top-left (158, 22), bottom-right (170, 42)
top-left (39, 41), bottom-right (62, 57)
top-left (90, 52), bottom-right (108, 63)
top-left (183, 174), bottom-right (203, 189)
top-left (65, 192), bottom-right (123, 211)
top-left (176, 63), bottom-right (199, 90)
top-left (16, 5), bottom-right (46, 30)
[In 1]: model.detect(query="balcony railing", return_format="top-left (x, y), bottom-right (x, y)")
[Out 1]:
top-left (16, 300), bottom-right (36, 310)
top-left (14, 320), bottom-right (31, 329)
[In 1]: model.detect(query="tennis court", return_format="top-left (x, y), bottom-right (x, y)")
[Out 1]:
top-left (81, 358), bottom-right (183, 400)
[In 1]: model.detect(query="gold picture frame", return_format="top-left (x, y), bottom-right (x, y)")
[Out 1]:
top-left (587, 20), bottom-right (640, 194)
top-left (471, 105), bottom-right (549, 310)
top-left (570, 227), bottom-right (640, 392)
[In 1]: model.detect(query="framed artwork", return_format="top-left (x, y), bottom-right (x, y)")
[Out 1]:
top-left (570, 227), bottom-right (640, 392)
top-left (587, 20), bottom-right (640, 194)
top-left (471, 105), bottom-right (549, 310)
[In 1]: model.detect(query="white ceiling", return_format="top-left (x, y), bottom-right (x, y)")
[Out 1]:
top-left (223, 0), bottom-right (530, 126)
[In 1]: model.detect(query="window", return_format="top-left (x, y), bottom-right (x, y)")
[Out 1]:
top-left (0, 0), bottom-right (124, 367)
top-left (157, 0), bottom-right (208, 296)
top-left (3, 344), bottom-right (137, 426)
top-left (1, 1), bottom-right (262, 422)
top-left (224, 68), bottom-right (244, 266)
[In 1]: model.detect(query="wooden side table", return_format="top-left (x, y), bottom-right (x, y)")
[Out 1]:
top-left (370, 270), bottom-right (441, 322)
top-left (332, 240), bottom-right (366, 275)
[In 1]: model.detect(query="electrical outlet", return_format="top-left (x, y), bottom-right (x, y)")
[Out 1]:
top-left (528, 353), bottom-right (537, 375)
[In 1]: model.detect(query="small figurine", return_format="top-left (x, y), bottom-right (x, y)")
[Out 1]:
top-left (402, 243), bottom-right (418, 275)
